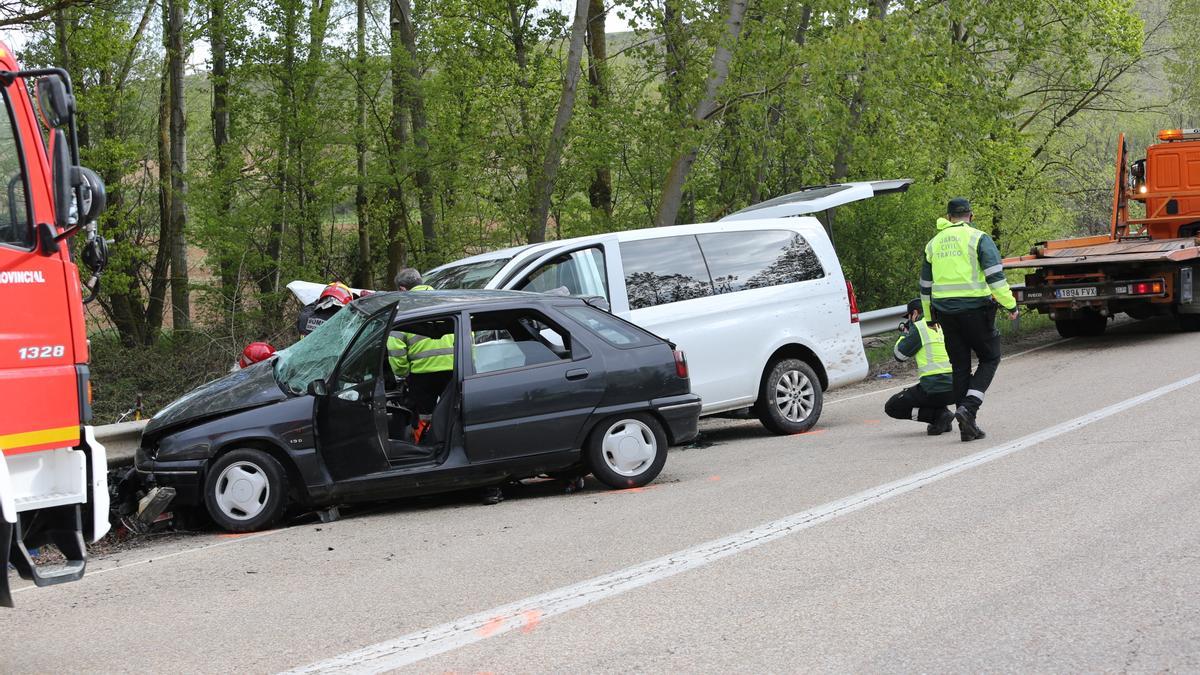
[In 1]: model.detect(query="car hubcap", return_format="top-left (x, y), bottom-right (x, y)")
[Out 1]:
top-left (214, 461), bottom-right (270, 521)
top-left (601, 420), bottom-right (657, 477)
top-left (774, 369), bottom-right (815, 423)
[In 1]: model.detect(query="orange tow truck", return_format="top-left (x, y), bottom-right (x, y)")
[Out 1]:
top-left (1005, 129), bottom-right (1200, 336)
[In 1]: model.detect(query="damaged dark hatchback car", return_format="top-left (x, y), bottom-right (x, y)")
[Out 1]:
top-left (132, 291), bottom-right (701, 532)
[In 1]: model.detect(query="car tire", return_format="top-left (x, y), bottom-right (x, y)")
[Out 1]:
top-left (204, 448), bottom-right (289, 533)
top-left (586, 413), bottom-right (668, 490)
top-left (757, 358), bottom-right (823, 435)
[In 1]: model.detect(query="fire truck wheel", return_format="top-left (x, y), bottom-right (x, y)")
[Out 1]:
top-left (1178, 313), bottom-right (1200, 332)
top-left (204, 449), bottom-right (290, 533)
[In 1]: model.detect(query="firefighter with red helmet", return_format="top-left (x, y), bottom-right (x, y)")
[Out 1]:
top-left (297, 282), bottom-right (353, 336)
top-left (238, 342), bottom-right (276, 368)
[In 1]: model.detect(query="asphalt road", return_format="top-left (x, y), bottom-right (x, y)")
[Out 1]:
top-left (5, 319), bottom-right (1200, 673)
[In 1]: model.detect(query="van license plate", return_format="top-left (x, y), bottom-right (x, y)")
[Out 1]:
top-left (1056, 287), bottom-right (1097, 298)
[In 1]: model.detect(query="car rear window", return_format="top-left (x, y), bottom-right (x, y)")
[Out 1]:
top-left (561, 305), bottom-right (654, 348)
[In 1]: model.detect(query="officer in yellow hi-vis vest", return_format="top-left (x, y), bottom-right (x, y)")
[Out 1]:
top-left (387, 269), bottom-right (454, 418)
top-left (885, 299), bottom-right (957, 435)
top-left (920, 197), bottom-right (1018, 442)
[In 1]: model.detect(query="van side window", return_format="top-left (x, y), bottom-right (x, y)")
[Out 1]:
top-left (0, 90), bottom-right (32, 249)
top-left (698, 230), bottom-right (824, 293)
top-left (620, 236), bottom-right (714, 310)
top-left (515, 246), bottom-right (608, 300)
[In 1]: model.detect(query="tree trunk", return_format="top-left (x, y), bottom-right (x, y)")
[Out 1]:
top-left (353, 0), bottom-right (372, 288)
top-left (166, 0), bottom-right (190, 330)
top-left (211, 0), bottom-right (239, 320)
top-left (263, 0), bottom-right (299, 296)
top-left (585, 0), bottom-right (612, 215)
top-left (396, 0), bottom-right (438, 265)
top-left (506, 1), bottom-right (541, 242)
top-left (654, 0), bottom-right (749, 228)
top-left (386, 0), bottom-right (411, 284)
top-left (297, 0), bottom-right (333, 272)
top-left (150, 28), bottom-right (173, 340)
top-left (528, 0), bottom-right (590, 244)
top-left (830, 0), bottom-right (888, 182)
top-left (754, 3), bottom-right (810, 202)
top-left (663, 0), bottom-right (686, 120)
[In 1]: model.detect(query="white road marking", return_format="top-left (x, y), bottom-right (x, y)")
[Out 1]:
top-left (285, 368), bottom-right (1199, 674)
top-left (828, 337), bottom-right (1072, 406)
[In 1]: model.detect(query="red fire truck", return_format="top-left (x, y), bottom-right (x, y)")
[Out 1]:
top-left (0, 44), bottom-right (110, 606)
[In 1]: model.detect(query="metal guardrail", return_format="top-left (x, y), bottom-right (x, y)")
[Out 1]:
top-left (859, 304), bottom-right (907, 338)
top-left (95, 420), bottom-right (145, 468)
top-left (95, 304), bottom-right (912, 469)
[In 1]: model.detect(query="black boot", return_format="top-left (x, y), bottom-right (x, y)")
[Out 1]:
top-left (479, 486), bottom-right (504, 505)
top-left (927, 409), bottom-right (955, 436)
top-left (955, 405), bottom-right (986, 442)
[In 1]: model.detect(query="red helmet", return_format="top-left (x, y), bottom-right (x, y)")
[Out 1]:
top-left (317, 282), bottom-right (353, 308)
top-left (238, 341), bottom-right (276, 368)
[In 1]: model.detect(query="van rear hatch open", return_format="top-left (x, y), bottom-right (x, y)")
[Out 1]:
top-left (719, 179), bottom-right (913, 222)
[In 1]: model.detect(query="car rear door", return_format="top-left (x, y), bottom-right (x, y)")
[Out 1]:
top-left (460, 306), bottom-right (605, 463)
top-left (313, 307), bottom-right (393, 481)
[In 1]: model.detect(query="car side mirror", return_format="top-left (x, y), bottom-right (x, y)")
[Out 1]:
top-left (306, 379), bottom-right (328, 397)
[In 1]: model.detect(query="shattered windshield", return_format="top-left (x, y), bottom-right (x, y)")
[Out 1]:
top-left (424, 258), bottom-right (510, 289)
top-left (274, 305), bottom-right (370, 394)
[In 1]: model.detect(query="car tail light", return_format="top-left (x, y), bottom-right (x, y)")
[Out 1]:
top-left (673, 349), bottom-right (688, 379)
top-left (846, 280), bottom-right (860, 324)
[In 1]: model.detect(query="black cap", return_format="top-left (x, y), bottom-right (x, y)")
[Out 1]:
top-left (906, 298), bottom-right (923, 315)
top-left (948, 197), bottom-right (972, 216)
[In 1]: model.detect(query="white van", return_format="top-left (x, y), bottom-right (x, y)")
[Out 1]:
top-left (424, 180), bottom-right (911, 434)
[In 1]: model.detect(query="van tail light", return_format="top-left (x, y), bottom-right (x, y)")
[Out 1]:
top-left (673, 349), bottom-right (689, 379)
top-left (846, 280), bottom-right (860, 324)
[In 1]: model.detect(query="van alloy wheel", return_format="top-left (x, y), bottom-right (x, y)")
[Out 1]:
top-left (213, 461), bottom-right (271, 521)
top-left (757, 358), bottom-right (823, 435)
top-left (774, 368), bottom-right (816, 422)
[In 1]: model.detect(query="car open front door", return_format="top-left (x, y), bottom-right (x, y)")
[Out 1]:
top-left (314, 308), bottom-right (393, 481)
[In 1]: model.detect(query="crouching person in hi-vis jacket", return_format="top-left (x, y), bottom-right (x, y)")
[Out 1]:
top-left (885, 299), bottom-right (957, 435)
